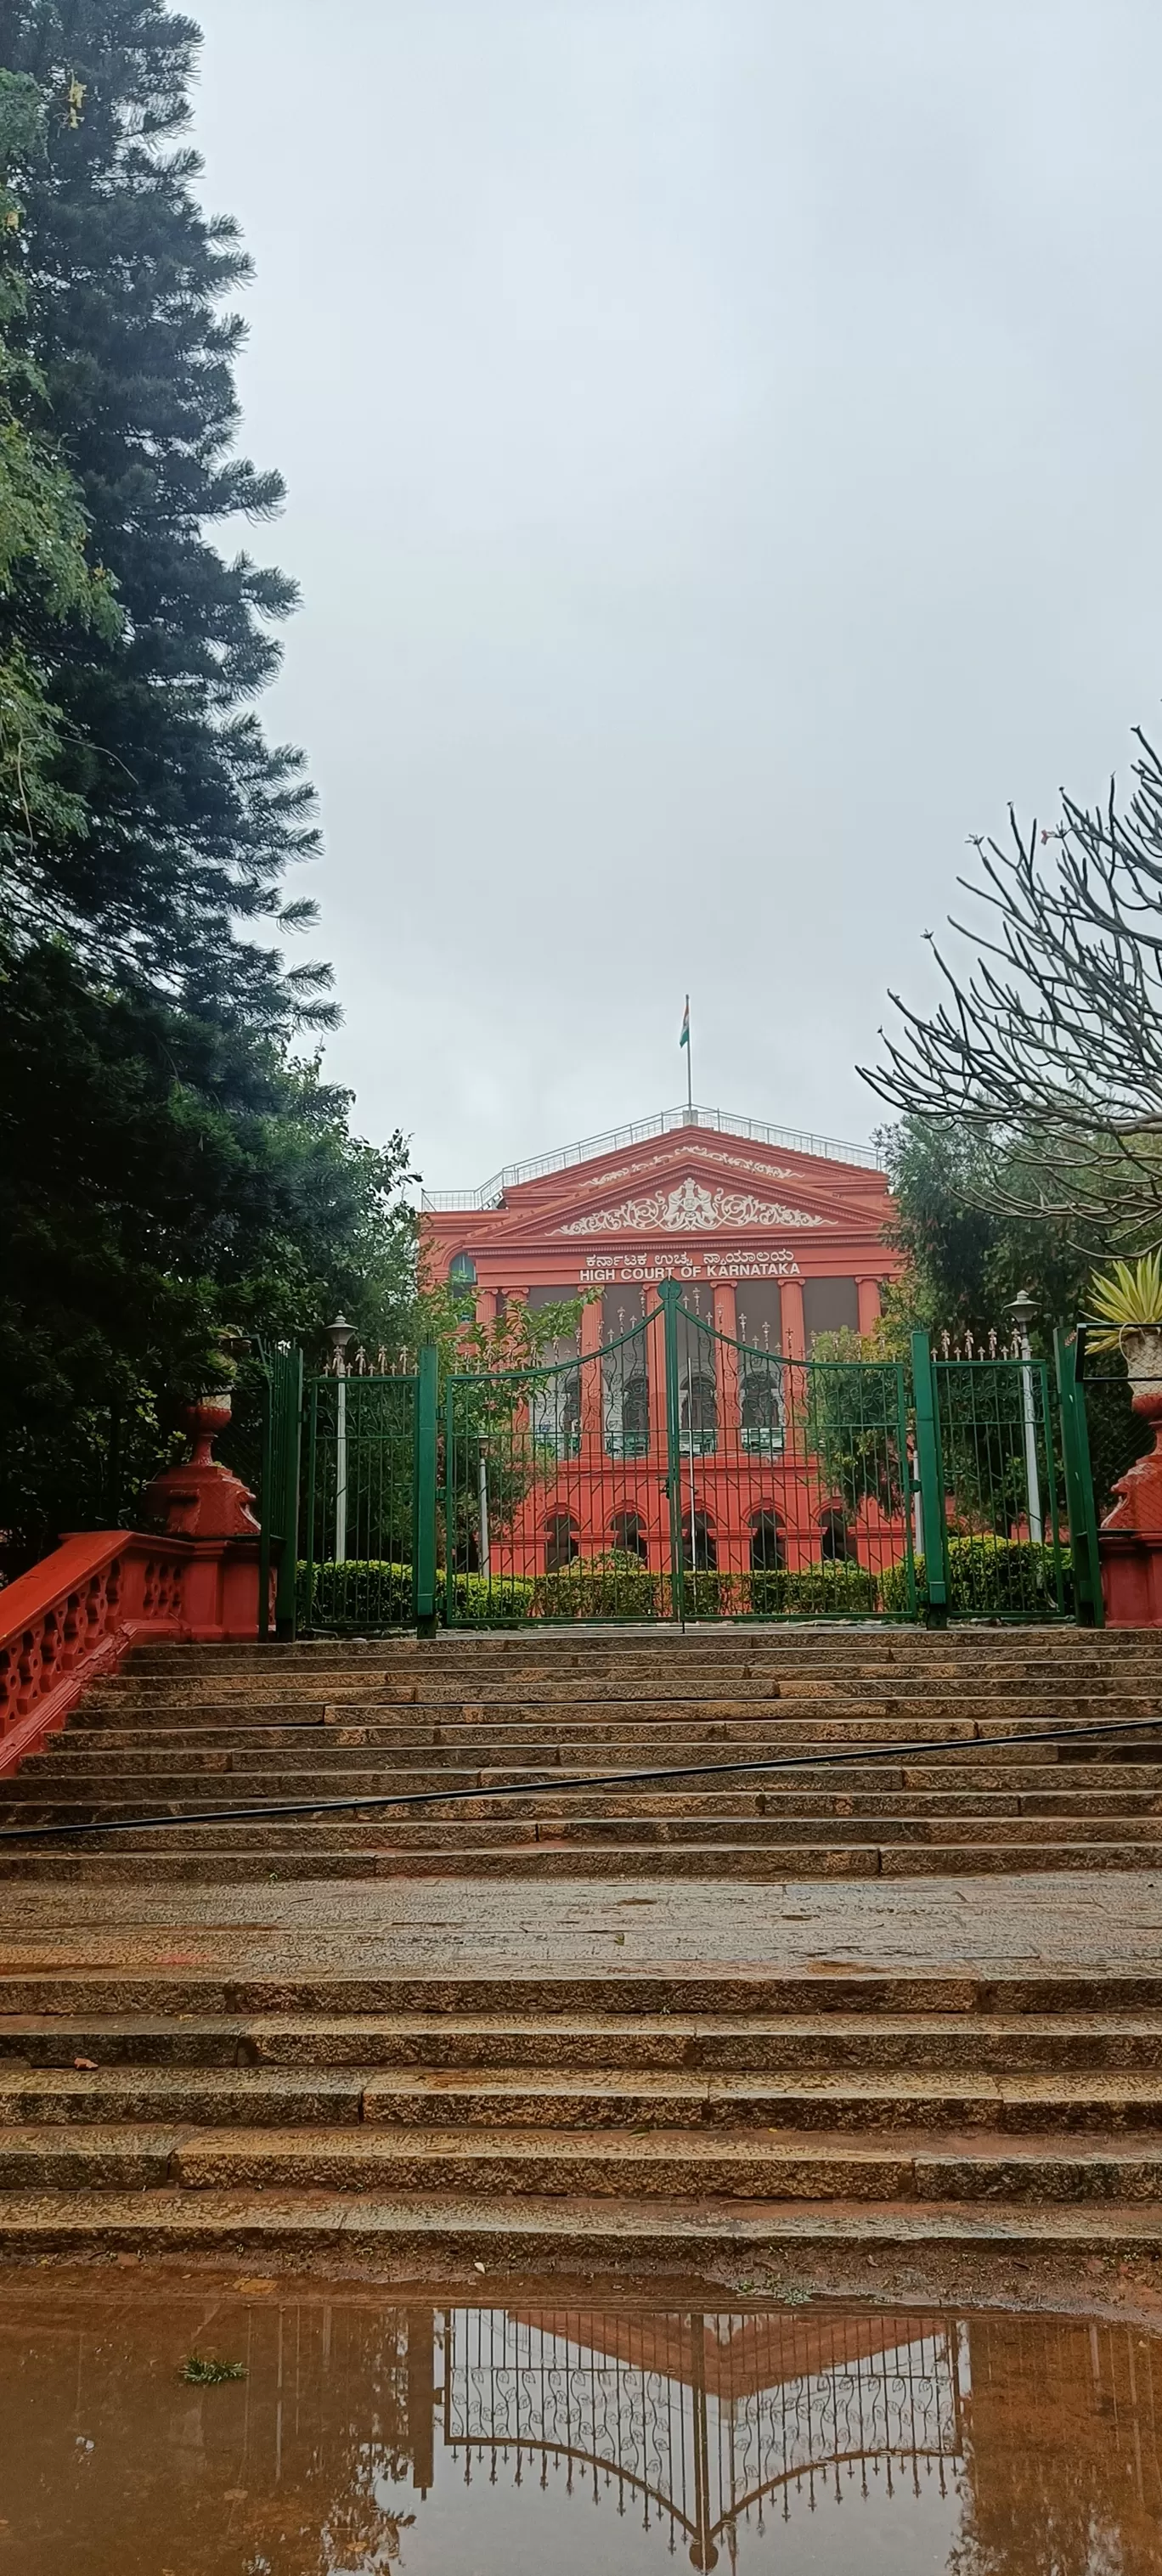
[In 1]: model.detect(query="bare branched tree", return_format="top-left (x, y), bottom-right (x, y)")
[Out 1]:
top-left (861, 725), bottom-right (1162, 1251)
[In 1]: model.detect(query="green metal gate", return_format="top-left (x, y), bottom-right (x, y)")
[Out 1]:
top-left (257, 1341), bottom-right (302, 1641)
top-left (918, 1334), bottom-right (1068, 1621)
top-left (261, 1300), bottom-right (1098, 1633)
top-left (443, 1304), bottom-right (668, 1622)
top-left (300, 1366), bottom-right (420, 1633)
top-left (663, 1284), bottom-right (917, 1621)
top-left (442, 1282), bottom-right (917, 1626)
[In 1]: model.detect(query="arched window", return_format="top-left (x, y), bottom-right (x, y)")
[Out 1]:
top-left (448, 1252), bottom-right (477, 1285)
top-left (741, 1362), bottom-right (785, 1454)
top-left (682, 1511), bottom-right (718, 1572)
top-left (531, 1367), bottom-right (581, 1458)
top-left (819, 1508), bottom-right (851, 1563)
top-left (610, 1511), bottom-right (648, 1564)
top-left (680, 1370), bottom-right (718, 1452)
top-left (619, 1374), bottom-right (650, 1453)
top-left (749, 1510), bottom-right (784, 1572)
top-left (544, 1511), bottom-right (579, 1573)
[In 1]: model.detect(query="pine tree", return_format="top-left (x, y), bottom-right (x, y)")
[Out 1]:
top-left (0, 16), bottom-right (419, 1566)
top-left (0, 2), bottom-right (330, 1028)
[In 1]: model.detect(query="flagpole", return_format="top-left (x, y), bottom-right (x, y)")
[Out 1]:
top-left (685, 994), bottom-right (693, 1118)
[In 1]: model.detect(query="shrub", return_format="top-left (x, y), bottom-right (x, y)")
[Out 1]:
top-left (297, 1559), bottom-right (415, 1631)
top-left (532, 1551), bottom-right (666, 1621)
top-left (747, 1562), bottom-right (881, 1618)
top-left (880, 1536), bottom-right (1073, 1619)
top-left (448, 1570), bottom-right (535, 1625)
top-left (297, 1559), bottom-right (538, 1629)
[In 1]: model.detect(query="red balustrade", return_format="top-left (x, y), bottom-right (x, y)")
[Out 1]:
top-left (0, 1530), bottom-right (263, 1778)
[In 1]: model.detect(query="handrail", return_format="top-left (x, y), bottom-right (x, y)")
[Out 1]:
top-left (3, 1708), bottom-right (1159, 1839)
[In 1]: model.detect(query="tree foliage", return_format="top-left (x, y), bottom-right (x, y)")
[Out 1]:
top-left (0, 14), bottom-right (416, 1567)
top-left (875, 1115), bottom-right (1149, 1519)
top-left (863, 725), bottom-right (1162, 1252)
top-left (0, 6), bottom-right (329, 1021)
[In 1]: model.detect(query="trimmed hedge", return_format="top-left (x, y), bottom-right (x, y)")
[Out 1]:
top-left (747, 1562), bottom-right (881, 1618)
top-left (297, 1559), bottom-right (414, 1630)
top-left (297, 1560), bottom-right (536, 1630)
top-left (301, 1546), bottom-right (1070, 1629)
top-left (880, 1536), bottom-right (1072, 1619)
top-left (296, 1553), bottom-right (888, 1628)
top-left (532, 1552), bottom-right (667, 1621)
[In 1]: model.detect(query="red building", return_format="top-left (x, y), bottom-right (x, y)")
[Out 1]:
top-left (422, 1105), bottom-right (905, 1585)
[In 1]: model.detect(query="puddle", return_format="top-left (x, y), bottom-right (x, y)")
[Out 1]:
top-left (0, 2284), bottom-right (1159, 2571)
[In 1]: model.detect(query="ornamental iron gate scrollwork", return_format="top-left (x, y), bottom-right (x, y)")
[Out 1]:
top-left (441, 1282), bottom-right (917, 1625)
top-left (442, 2306), bottom-right (963, 2562)
top-left (264, 1297), bottom-right (1098, 1632)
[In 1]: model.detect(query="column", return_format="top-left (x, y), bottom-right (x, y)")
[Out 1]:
top-left (858, 1276), bottom-right (882, 1338)
top-left (781, 1277), bottom-right (806, 1360)
top-left (714, 1282), bottom-right (742, 1440)
top-left (713, 1280), bottom-right (744, 1577)
top-left (578, 1294), bottom-right (604, 1468)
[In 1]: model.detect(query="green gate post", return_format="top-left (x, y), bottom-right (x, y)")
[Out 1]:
top-left (258, 1366), bottom-right (274, 1644)
top-left (414, 1343), bottom-right (439, 1637)
top-left (657, 1280), bottom-right (686, 1625)
top-left (274, 1345), bottom-right (304, 1643)
top-left (911, 1332), bottom-right (950, 1625)
top-left (1054, 1327), bottom-right (1104, 1629)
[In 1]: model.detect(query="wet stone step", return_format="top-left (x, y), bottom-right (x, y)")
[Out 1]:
top-left (6, 2007), bottom-right (1162, 2072)
top-left (3, 2062), bottom-right (1162, 2132)
top-left (5, 1783), bottom-right (1162, 1824)
top-left (4, 1840), bottom-right (1161, 1885)
top-left (4, 2122), bottom-right (1162, 2200)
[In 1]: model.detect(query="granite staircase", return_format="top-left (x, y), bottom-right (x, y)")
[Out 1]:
top-left (3, 1628), bottom-right (1162, 1881)
top-left (2, 1627), bottom-right (1162, 2263)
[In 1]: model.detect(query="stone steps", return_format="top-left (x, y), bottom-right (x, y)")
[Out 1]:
top-left (6, 2120), bottom-right (1162, 2199)
top-left (5, 1628), bottom-right (1162, 2258)
top-left (6, 2006), bottom-right (1162, 2072)
top-left (4, 1844), bottom-right (1156, 1885)
top-left (10, 1788), bottom-right (1162, 1826)
top-left (2, 2062), bottom-right (1162, 2132)
top-left (5, 2191), bottom-right (1162, 2260)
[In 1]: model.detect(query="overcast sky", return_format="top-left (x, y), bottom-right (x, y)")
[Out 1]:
top-left (189, 0), bottom-right (1162, 1193)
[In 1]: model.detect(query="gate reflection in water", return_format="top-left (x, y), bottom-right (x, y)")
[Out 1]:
top-left (444, 2305), bottom-right (959, 2564)
top-left (3, 2291), bottom-right (1162, 2573)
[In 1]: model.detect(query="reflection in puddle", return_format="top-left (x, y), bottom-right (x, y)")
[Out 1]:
top-left (0, 2289), bottom-right (1159, 2572)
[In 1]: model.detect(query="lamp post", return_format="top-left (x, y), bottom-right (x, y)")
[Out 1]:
top-left (327, 1316), bottom-right (355, 1564)
top-left (1007, 1291), bottom-right (1043, 1548)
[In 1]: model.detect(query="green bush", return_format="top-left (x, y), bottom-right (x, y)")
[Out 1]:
top-left (747, 1562), bottom-right (881, 1617)
top-left (879, 1536), bottom-right (1072, 1618)
top-left (448, 1570), bottom-right (535, 1625)
top-left (532, 1551), bottom-right (666, 1621)
top-left (297, 1559), bottom-right (537, 1630)
top-left (297, 1559), bottom-right (415, 1631)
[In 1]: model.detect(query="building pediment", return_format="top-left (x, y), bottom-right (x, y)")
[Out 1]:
top-left (558, 1175), bottom-right (834, 1235)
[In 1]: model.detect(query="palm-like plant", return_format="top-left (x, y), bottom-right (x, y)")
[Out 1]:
top-left (1087, 1254), bottom-right (1162, 1352)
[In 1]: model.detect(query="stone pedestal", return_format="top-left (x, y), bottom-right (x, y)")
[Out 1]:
top-left (1097, 1332), bottom-right (1162, 1625)
top-left (144, 1394), bottom-right (260, 1541)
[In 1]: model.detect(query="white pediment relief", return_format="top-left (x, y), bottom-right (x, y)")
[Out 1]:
top-left (560, 1177), bottom-right (832, 1234)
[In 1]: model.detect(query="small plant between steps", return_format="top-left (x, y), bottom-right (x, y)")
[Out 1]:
top-left (182, 2354), bottom-right (247, 2385)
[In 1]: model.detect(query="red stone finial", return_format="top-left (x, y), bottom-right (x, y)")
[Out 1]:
top-left (144, 1390), bottom-right (260, 1540)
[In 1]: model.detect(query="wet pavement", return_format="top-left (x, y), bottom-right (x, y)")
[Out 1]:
top-left (0, 2273), bottom-right (1159, 2573)
top-left (3, 1869), bottom-right (1162, 1981)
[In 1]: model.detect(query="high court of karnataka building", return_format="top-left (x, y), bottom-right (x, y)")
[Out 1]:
top-left (422, 1105), bottom-right (906, 1579)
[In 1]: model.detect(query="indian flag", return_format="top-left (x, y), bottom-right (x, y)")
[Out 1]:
top-left (680, 997), bottom-right (690, 1049)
